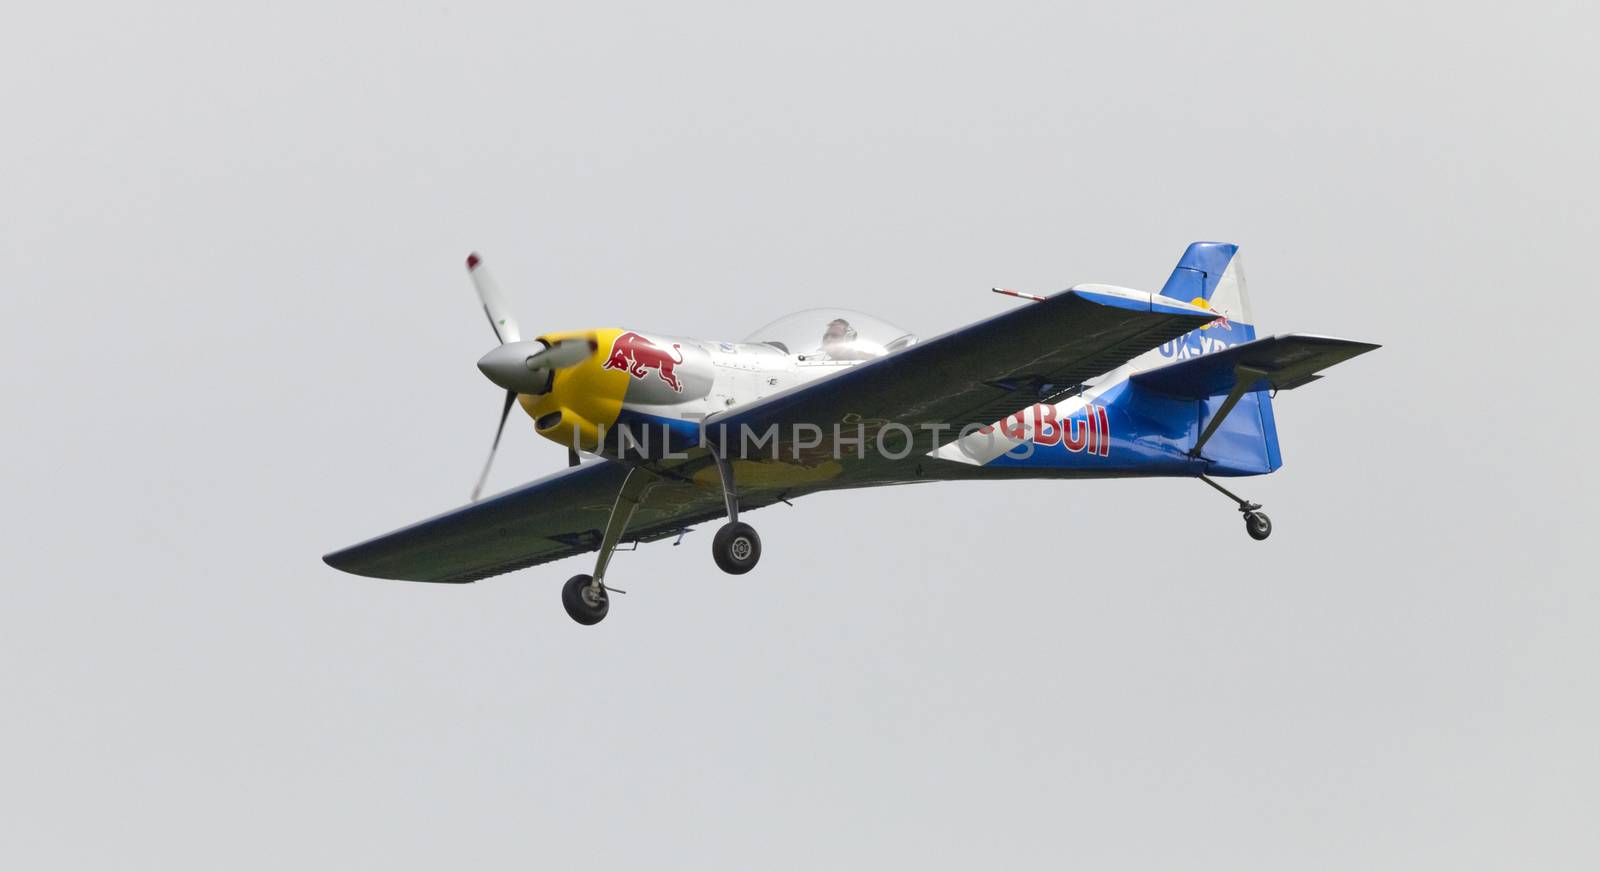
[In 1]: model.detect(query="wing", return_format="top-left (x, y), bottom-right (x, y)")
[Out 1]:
top-left (323, 460), bottom-right (728, 583)
top-left (327, 289), bottom-right (1214, 583)
top-left (710, 286), bottom-right (1217, 449)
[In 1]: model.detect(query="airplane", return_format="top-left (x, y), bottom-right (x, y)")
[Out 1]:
top-left (324, 242), bottom-right (1378, 626)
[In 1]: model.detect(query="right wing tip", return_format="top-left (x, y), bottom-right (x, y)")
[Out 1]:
top-left (322, 549), bottom-right (355, 573)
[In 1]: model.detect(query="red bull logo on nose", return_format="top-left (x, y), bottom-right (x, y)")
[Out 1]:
top-left (603, 331), bottom-right (686, 392)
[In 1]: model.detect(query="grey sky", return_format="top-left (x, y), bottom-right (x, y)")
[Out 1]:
top-left (2, 1), bottom-right (1595, 868)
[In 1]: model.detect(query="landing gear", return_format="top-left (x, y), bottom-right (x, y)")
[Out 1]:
top-left (1200, 475), bottom-right (1273, 541)
top-left (1244, 510), bottom-right (1272, 541)
top-left (561, 467), bottom-right (657, 626)
top-left (713, 522), bottom-right (762, 574)
top-left (1187, 366), bottom-right (1279, 542)
top-left (709, 448), bottom-right (761, 574)
top-left (562, 573), bottom-right (609, 625)
top-left (557, 446), bottom-right (763, 623)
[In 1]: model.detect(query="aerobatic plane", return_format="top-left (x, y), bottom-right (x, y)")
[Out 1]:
top-left (324, 242), bottom-right (1377, 625)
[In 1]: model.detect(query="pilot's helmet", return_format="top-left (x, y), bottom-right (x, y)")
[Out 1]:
top-left (821, 318), bottom-right (857, 347)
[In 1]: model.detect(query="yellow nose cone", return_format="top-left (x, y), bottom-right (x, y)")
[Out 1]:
top-left (522, 328), bottom-right (630, 451)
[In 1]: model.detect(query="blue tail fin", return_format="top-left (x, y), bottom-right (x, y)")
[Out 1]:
top-left (1159, 242), bottom-right (1254, 336)
top-left (1152, 242), bottom-right (1278, 474)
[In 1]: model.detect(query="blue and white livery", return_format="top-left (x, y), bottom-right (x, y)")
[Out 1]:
top-left (325, 242), bottom-right (1379, 626)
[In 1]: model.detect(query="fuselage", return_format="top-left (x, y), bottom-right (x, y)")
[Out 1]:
top-left (507, 301), bottom-right (1275, 484)
top-left (520, 326), bottom-right (873, 454)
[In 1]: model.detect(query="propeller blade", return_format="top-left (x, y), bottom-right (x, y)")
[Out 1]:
top-left (471, 390), bottom-right (518, 502)
top-left (523, 338), bottom-right (595, 371)
top-left (466, 252), bottom-right (521, 344)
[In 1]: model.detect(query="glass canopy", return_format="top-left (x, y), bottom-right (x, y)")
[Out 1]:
top-left (744, 308), bottom-right (918, 361)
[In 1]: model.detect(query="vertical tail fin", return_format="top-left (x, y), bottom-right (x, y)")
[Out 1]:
top-left (1152, 242), bottom-right (1279, 473)
top-left (1159, 241), bottom-right (1255, 340)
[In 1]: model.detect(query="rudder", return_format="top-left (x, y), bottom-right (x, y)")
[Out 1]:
top-left (1159, 241), bottom-right (1254, 337)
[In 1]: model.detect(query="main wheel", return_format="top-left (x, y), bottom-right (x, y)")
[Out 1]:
top-left (1244, 511), bottom-right (1273, 541)
top-left (562, 573), bottom-right (609, 625)
top-left (712, 522), bottom-right (761, 574)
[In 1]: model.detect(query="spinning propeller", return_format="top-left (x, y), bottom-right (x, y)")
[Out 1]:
top-left (466, 253), bottom-right (590, 501)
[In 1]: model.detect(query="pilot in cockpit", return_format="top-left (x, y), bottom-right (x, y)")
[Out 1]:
top-left (821, 318), bottom-right (856, 350)
top-left (819, 318), bottom-right (883, 358)
top-left (819, 318), bottom-right (875, 360)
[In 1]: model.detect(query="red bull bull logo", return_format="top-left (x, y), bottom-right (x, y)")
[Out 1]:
top-left (1190, 297), bottom-right (1232, 331)
top-left (603, 331), bottom-right (686, 392)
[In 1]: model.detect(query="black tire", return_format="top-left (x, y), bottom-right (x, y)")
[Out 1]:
top-left (562, 573), bottom-right (609, 625)
top-left (1245, 511), bottom-right (1272, 541)
top-left (712, 522), bottom-right (761, 575)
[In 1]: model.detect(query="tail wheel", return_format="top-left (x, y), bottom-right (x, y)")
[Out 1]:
top-left (562, 574), bottom-right (609, 625)
top-left (1244, 511), bottom-right (1272, 541)
top-left (712, 522), bottom-right (761, 574)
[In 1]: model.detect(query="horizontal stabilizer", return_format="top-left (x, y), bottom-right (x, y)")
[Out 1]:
top-left (1132, 334), bottom-right (1379, 399)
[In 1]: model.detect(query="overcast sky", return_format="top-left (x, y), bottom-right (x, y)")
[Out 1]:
top-left (3, 1), bottom-right (1596, 869)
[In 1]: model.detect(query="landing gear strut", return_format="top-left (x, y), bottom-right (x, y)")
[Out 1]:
top-left (562, 467), bottom-right (657, 626)
top-left (710, 448), bottom-right (761, 574)
top-left (1187, 366), bottom-right (1275, 541)
top-left (1200, 475), bottom-right (1273, 541)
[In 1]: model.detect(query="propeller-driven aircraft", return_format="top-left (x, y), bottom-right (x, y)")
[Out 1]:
top-left (324, 242), bottom-right (1377, 625)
